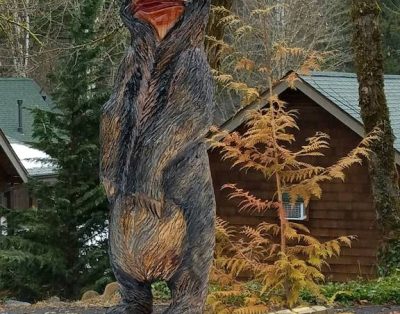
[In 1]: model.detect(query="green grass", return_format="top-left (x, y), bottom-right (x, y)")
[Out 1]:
top-left (301, 271), bottom-right (400, 306)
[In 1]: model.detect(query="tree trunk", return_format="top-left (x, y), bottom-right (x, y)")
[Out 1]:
top-left (352, 0), bottom-right (400, 273)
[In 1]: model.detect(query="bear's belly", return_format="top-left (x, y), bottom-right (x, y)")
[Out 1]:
top-left (110, 201), bottom-right (186, 282)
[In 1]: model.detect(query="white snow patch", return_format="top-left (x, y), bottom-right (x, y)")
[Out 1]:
top-left (10, 142), bottom-right (51, 170)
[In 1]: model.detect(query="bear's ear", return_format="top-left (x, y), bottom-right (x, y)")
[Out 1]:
top-left (132, 0), bottom-right (185, 40)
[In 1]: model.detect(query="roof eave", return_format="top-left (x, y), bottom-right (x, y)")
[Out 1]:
top-left (296, 77), bottom-right (400, 165)
top-left (0, 129), bottom-right (29, 182)
top-left (218, 79), bottom-right (290, 133)
top-left (217, 73), bottom-right (400, 165)
top-left (30, 173), bottom-right (57, 182)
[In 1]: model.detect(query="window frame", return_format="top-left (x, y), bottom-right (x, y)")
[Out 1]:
top-left (282, 193), bottom-right (308, 221)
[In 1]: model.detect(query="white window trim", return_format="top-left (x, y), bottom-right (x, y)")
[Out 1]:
top-left (283, 199), bottom-right (307, 221)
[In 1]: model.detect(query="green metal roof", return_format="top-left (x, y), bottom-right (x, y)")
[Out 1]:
top-left (301, 72), bottom-right (400, 151)
top-left (0, 78), bottom-right (52, 143)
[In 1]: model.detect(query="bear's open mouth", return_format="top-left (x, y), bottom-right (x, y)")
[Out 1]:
top-left (133, 0), bottom-right (185, 40)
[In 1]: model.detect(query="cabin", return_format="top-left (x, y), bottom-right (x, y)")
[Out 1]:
top-left (0, 78), bottom-right (55, 211)
top-left (209, 71), bottom-right (400, 281)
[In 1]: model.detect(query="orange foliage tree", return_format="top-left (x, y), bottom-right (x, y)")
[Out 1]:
top-left (207, 83), bottom-right (380, 312)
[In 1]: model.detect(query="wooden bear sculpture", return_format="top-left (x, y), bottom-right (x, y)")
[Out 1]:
top-left (100, 0), bottom-right (215, 313)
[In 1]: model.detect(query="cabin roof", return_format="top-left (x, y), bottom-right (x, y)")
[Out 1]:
top-left (220, 71), bottom-right (400, 164)
top-left (0, 128), bottom-right (55, 179)
top-left (0, 78), bottom-right (53, 143)
top-left (8, 137), bottom-right (56, 178)
top-left (301, 72), bottom-right (400, 151)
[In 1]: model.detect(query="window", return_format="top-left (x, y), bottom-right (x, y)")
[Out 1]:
top-left (283, 193), bottom-right (307, 221)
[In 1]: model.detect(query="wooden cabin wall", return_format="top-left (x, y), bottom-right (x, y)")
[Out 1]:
top-left (0, 151), bottom-right (30, 210)
top-left (0, 171), bottom-right (6, 192)
top-left (0, 184), bottom-right (30, 210)
top-left (208, 89), bottom-right (381, 282)
top-left (9, 184), bottom-right (31, 209)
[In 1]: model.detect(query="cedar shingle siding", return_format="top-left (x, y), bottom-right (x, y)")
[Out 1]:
top-left (209, 89), bottom-right (381, 281)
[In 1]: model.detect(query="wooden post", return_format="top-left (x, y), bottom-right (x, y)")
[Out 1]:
top-left (101, 0), bottom-right (216, 313)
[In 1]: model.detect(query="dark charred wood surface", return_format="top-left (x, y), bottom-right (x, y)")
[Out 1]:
top-left (100, 1), bottom-right (215, 313)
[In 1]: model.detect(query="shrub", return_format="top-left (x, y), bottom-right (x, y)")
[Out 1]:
top-left (152, 281), bottom-right (171, 302)
top-left (320, 272), bottom-right (400, 305)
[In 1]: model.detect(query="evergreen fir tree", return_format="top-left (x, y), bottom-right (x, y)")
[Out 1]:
top-left (0, 0), bottom-right (113, 301)
top-left (0, 205), bottom-right (68, 301)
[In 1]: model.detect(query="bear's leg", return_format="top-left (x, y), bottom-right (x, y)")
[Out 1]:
top-left (107, 274), bottom-right (153, 314)
top-left (162, 148), bottom-right (216, 313)
top-left (164, 267), bottom-right (209, 314)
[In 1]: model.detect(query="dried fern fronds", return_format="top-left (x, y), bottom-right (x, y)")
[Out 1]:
top-left (209, 88), bottom-right (378, 310)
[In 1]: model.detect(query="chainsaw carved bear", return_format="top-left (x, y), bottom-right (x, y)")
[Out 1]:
top-left (100, 0), bottom-right (215, 313)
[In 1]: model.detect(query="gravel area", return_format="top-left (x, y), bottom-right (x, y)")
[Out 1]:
top-left (337, 305), bottom-right (400, 314)
top-left (0, 306), bottom-right (106, 314)
top-left (2, 304), bottom-right (400, 314)
top-left (0, 305), bottom-right (168, 314)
